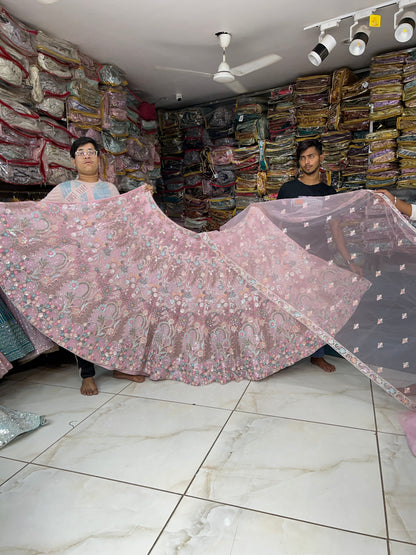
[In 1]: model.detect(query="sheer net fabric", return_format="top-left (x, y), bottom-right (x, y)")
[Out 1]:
top-left (0, 187), bottom-right (415, 409)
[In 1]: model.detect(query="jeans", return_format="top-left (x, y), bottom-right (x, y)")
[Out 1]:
top-left (311, 346), bottom-right (325, 359)
top-left (76, 356), bottom-right (95, 379)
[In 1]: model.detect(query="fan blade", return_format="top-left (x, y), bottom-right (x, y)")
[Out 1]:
top-left (224, 80), bottom-right (248, 95)
top-left (155, 66), bottom-right (213, 78)
top-left (231, 54), bottom-right (282, 77)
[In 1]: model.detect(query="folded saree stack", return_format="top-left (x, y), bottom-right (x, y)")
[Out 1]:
top-left (320, 130), bottom-right (352, 172)
top-left (158, 109), bottom-right (185, 224)
top-left (295, 74), bottom-right (331, 138)
top-left (339, 76), bottom-right (371, 133)
top-left (341, 133), bottom-right (369, 190)
top-left (233, 96), bottom-right (267, 209)
top-left (369, 51), bottom-right (406, 122)
top-left (365, 128), bottom-right (400, 188)
top-left (264, 85), bottom-right (297, 195)
top-left (396, 50), bottom-right (416, 188)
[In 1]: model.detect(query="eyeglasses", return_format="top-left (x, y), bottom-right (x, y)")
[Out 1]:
top-left (75, 149), bottom-right (98, 157)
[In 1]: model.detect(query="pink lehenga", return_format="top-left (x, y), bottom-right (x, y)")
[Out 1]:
top-left (0, 187), bottom-right (415, 412)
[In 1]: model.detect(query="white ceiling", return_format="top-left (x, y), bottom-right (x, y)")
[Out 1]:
top-left (2, 0), bottom-right (416, 108)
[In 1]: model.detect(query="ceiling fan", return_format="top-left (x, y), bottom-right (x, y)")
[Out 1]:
top-left (156, 32), bottom-right (282, 95)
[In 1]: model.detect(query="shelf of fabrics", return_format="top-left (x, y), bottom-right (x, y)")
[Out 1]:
top-left (157, 109), bottom-right (186, 226)
top-left (264, 85), bottom-right (297, 198)
top-left (232, 96), bottom-right (268, 213)
top-left (204, 103), bottom-right (236, 229)
top-left (396, 50), bottom-right (416, 189)
top-left (0, 4), bottom-right (160, 202)
top-left (157, 103), bottom-right (238, 231)
top-left (0, 11), bottom-right (77, 199)
top-left (180, 107), bottom-right (209, 232)
top-left (294, 74), bottom-right (331, 140)
top-left (338, 75), bottom-right (371, 191)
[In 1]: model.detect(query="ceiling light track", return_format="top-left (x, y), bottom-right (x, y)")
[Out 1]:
top-left (305, 0), bottom-right (416, 66)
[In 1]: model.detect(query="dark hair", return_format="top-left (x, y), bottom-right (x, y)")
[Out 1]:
top-left (296, 139), bottom-right (322, 162)
top-left (70, 136), bottom-right (101, 158)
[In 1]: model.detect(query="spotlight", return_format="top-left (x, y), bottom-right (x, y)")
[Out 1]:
top-left (349, 25), bottom-right (371, 55)
top-left (308, 34), bottom-right (337, 66)
top-left (394, 10), bottom-right (416, 42)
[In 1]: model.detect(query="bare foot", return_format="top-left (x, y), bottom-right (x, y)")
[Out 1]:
top-left (81, 377), bottom-right (98, 396)
top-left (113, 370), bottom-right (145, 383)
top-left (311, 357), bottom-right (336, 373)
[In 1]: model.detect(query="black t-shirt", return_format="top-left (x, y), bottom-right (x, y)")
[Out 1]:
top-left (278, 178), bottom-right (337, 199)
top-left (277, 178), bottom-right (337, 259)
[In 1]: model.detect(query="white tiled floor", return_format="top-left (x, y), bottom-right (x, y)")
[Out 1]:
top-left (0, 351), bottom-right (415, 555)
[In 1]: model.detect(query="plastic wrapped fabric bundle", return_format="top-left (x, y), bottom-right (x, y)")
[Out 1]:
top-left (0, 141), bottom-right (41, 163)
top-left (67, 97), bottom-right (102, 129)
top-left (0, 7), bottom-right (37, 57)
top-left (206, 105), bottom-right (234, 130)
top-left (0, 53), bottom-right (23, 87)
top-left (36, 96), bottom-right (65, 120)
top-left (37, 53), bottom-right (73, 80)
top-left (208, 146), bottom-right (233, 166)
top-left (179, 107), bottom-right (206, 128)
top-left (98, 64), bottom-right (127, 87)
top-left (67, 124), bottom-right (101, 142)
top-left (36, 30), bottom-right (80, 66)
top-left (102, 118), bottom-right (128, 138)
top-left (0, 121), bottom-right (39, 146)
top-left (76, 50), bottom-right (102, 82)
top-left (101, 131), bottom-right (126, 155)
top-left (101, 89), bottom-right (127, 125)
top-left (41, 140), bottom-right (73, 172)
top-left (38, 71), bottom-right (69, 99)
top-left (127, 137), bottom-right (151, 162)
top-left (45, 166), bottom-right (76, 187)
top-left (0, 158), bottom-right (43, 185)
top-left (69, 78), bottom-right (101, 108)
top-left (0, 405), bottom-right (46, 448)
top-left (39, 117), bottom-right (75, 147)
top-left (0, 93), bottom-right (40, 134)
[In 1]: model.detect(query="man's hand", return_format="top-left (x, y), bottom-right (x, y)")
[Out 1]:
top-left (348, 261), bottom-right (363, 277)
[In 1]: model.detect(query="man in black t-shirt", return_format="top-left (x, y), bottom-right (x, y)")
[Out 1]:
top-left (278, 139), bottom-right (338, 372)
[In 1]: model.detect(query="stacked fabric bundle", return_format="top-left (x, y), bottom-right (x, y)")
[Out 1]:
top-left (0, 8), bottom-right (75, 188)
top-left (264, 134), bottom-right (297, 194)
top-left (328, 68), bottom-right (357, 131)
top-left (0, 88), bottom-right (43, 186)
top-left (295, 74), bottom-right (331, 138)
top-left (0, 4), bottom-right (162, 199)
top-left (399, 50), bottom-right (416, 131)
top-left (321, 130), bottom-right (351, 172)
top-left (267, 85), bottom-right (296, 139)
top-left (233, 96), bottom-right (267, 208)
top-left (234, 96), bottom-right (268, 146)
top-left (201, 104), bottom-right (236, 229)
top-left (369, 51), bottom-right (407, 122)
top-left (339, 76), bottom-right (370, 132)
top-left (157, 110), bottom-right (185, 224)
top-left (366, 128), bottom-right (400, 188)
top-left (395, 50), bottom-right (416, 187)
top-left (341, 133), bottom-right (369, 190)
top-left (206, 196), bottom-right (236, 230)
top-left (179, 107), bottom-right (211, 231)
top-left (67, 52), bottom-right (102, 140)
top-left (396, 132), bottom-right (416, 188)
top-left (181, 107), bottom-right (206, 191)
